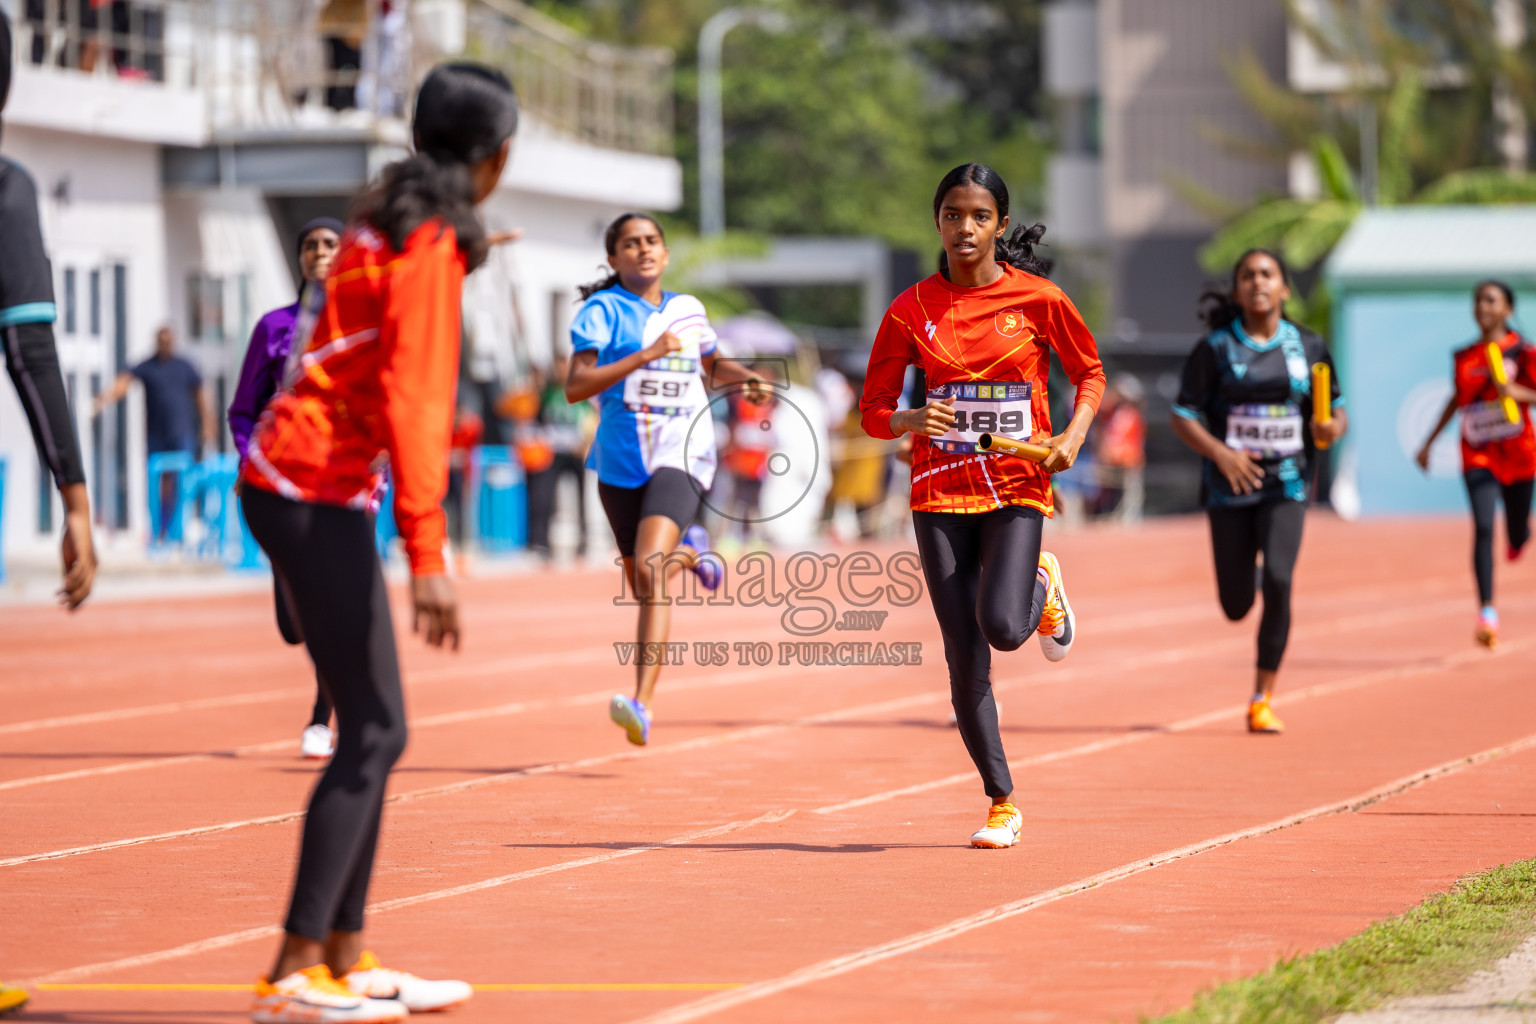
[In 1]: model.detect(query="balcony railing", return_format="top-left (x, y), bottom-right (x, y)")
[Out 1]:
top-left (9, 0), bottom-right (675, 156)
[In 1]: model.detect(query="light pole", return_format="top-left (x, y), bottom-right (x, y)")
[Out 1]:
top-left (697, 6), bottom-right (789, 236)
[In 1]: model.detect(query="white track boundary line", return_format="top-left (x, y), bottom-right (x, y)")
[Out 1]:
top-left (24, 809), bottom-right (795, 985)
top-left (626, 731), bottom-right (1536, 1024)
top-left (3, 567), bottom-right (1474, 737)
top-left (0, 582), bottom-right (1492, 796)
top-left (813, 635), bottom-right (1536, 815)
top-left (4, 596), bottom-right (1516, 861)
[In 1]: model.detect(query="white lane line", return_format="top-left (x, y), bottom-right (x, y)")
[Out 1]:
top-left (25, 809), bottom-right (795, 985)
top-left (0, 688), bottom-right (311, 738)
top-left (0, 680), bottom-right (918, 869)
top-left (2, 593), bottom-right (1512, 859)
top-left (0, 657), bottom-right (856, 796)
top-left (812, 635), bottom-right (1536, 815)
top-left (4, 566), bottom-right (1469, 736)
top-left (625, 730), bottom-right (1536, 1024)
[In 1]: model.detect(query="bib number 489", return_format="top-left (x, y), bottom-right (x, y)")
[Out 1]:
top-left (952, 409), bottom-right (1027, 435)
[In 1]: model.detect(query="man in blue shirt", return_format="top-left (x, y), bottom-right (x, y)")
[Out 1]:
top-left (96, 325), bottom-right (215, 539)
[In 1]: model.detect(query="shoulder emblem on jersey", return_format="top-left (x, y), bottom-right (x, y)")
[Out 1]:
top-left (995, 309), bottom-right (1027, 338)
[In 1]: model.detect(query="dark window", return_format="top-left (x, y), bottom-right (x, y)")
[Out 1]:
top-left (63, 267), bottom-right (77, 335)
top-left (89, 268), bottom-right (101, 335)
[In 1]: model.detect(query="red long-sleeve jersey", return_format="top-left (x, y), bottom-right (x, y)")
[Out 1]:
top-left (861, 265), bottom-right (1106, 515)
top-left (1453, 331), bottom-right (1536, 486)
top-left (242, 220), bottom-right (466, 574)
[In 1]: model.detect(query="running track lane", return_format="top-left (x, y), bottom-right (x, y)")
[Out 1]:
top-left (3, 514), bottom-right (1534, 1022)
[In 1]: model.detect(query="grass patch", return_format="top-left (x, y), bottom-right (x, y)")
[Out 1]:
top-left (1145, 857), bottom-right (1536, 1024)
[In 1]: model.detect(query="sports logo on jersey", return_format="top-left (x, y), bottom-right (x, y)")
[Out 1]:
top-left (995, 309), bottom-right (1027, 338)
top-left (925, 320), bottom-right (937, 341)
top-left (1232, 363), bottom-right (1247, 379)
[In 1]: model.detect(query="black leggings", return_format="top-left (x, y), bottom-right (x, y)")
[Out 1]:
top-left (274, 579), bottom-right (334, 729)
top-left (912, 506), bottom-right (1048, 800)
top-left (1207, 500), bottom-right (1307, 673)
top-left (241, 487), bottom-right (408, 942)
top-left (1465, 468), bottom-right (1534, 606)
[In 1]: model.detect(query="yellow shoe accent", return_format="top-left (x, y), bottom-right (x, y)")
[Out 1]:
top-left (1036, 552), bottom-right (1064, 636)
top-left (1248, 698), bottom-right (1285, 734)
top-left (0, 984), bottom-right (28, 1016)
top-left (1476, 622), bottom-right (1499, 649)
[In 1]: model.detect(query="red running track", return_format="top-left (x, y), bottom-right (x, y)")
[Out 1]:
top-left (2, 513), bottom-right (1534, 1023)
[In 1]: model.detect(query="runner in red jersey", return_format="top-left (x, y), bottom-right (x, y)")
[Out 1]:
top-left (1416, 280), bottom-right (1536, 648)
top-left (238, 64), bottom-right (516, 1024)
top-left (861, 163), bottom-right (1105, 849)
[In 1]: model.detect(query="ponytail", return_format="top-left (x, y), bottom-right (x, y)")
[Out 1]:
top-left (577, 212), bottom-right (664, 301)
top-left (352, 62), bottom-right (517, 274)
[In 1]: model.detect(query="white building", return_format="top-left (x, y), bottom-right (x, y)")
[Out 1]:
top-left (0, 0), bottom-right (679, 561)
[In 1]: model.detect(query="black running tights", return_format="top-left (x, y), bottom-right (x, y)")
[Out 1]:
top-left (241, 487), bottom-right (408, 942)
top-left (912, 506), bottom-right (1048, 800)
top-left (1207, 500), bottom-right (1307, 673)
top-left (1465, 468), bottom-right (1534, 606)
top-left (275, 578), bottom-right (334, 728)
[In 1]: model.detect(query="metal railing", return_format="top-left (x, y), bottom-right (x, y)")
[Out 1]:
top-left (9, 0), bottom-right (675, 156)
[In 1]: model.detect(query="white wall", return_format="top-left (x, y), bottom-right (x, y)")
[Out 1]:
top-left (0, 125), bottom-right (167, 557)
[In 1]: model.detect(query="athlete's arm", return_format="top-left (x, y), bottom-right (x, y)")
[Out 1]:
top-left (565, 331), bottom-right (684, 403)
top-left (1171, 338), bottom-right (1264, 494)
top-left (1037, 287), bottom-right (1107, 474)
top-left (379, 229), bottom-right (463, 648)
top-left (3, 322), bottom-right (96, 607)
top-left (860, 307), bottom-right (924, 439)
top-left (1171, 413), bottom-right (1265, 495)
top-left (228, 317), bottom-right (278, 460)
top-left (1415, 395), bottom-right (1458, 472)
top-left (93, 370), bottom-right (134, 413)
top-left (1495, 379), bottom-right (1536, 404)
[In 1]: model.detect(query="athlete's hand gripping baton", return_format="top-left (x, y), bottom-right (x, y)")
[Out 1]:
top-left (1486, 342), bottom-right (1521, 425)
top-left (977, 433), bottom-right (1051, 463)
top-left (1311, 362), bottom-right (1332, 450)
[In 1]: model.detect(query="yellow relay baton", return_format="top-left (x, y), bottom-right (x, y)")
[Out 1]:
top-left (1311, 363), bottom-right (1332, 450)
top-left (1486, 341), bottom-right (1521, 425)
top-left (977, 433), bottom-right (1051, 463)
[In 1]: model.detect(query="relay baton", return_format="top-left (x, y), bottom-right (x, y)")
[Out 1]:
top-left (1486, 342), bottom-right (1521, 425)
top-left (1311, 362), bottom-right (1332, 450)
top-left (977, 433), bottom-right (1050, 463)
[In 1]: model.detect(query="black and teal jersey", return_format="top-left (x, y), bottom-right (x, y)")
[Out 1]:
top-left (1173, 319), bottom-right (1342, 508)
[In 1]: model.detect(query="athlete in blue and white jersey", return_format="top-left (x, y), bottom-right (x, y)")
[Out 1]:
top-left (573, 286), bottom-right (720, 490)
top-left (1171, 249), bottom-right (1346, 735)
top-left (567, 213), bottom-right (769, 746)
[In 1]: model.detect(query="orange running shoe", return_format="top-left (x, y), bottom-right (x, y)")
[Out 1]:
top-left (0, 982), bottom-right (28, 1017)
top-left (1036, 551), bottom-right (1075, 663)
top-left (1248, 698), bottom-right (1285, 734)
top-left (251, 965), bottom-right (405, 1023)
top-left (970, 802), bottom-right (1023, 848)
top-left (1476, 607), bottom-right (1499, 649)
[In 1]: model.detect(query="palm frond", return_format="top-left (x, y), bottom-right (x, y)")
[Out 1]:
top-left (1279, 200), bottom-right (1359, 269)
top-left (1198, 198), bottom-right (1317, 273)
top-left (1313, 135), bottom-right (1359, 203)
top-left (1378, 71), bottom-right (1424, 205)
top-left (1415, 168), bottom-right (1536, 205)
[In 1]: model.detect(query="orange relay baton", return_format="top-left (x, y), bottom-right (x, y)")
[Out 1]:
top-left (977, 433), bottom-right (1050, 463)
top-left (1486, 341), bottom-right (1521, 425)
top-left (1311, 363), bottom-right (1332, 450)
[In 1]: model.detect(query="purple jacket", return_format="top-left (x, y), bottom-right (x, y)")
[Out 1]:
top-left (228, 301), bottom-right (299, 461)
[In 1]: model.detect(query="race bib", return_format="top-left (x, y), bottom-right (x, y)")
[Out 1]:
top-left (623, 357), bottom-right (702, 416)
top-left (1225, 403), bottom-right (1304, 457)
top-left (1461, 400), bottom-right (1524, 447)
top-left (926, 381), bottom-right (1033, 454)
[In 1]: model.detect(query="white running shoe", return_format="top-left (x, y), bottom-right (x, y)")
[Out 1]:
top-left (344, 951), bottom-right (473, 1012)
top-left (970, 802), bottom-right (1023, 849)
top-left (252, 965), bottom-right (405, 1023)
top-left (301, 724), bottom-right (335, 759)
top-left (1036, 552), bottom-right (1075, 663)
